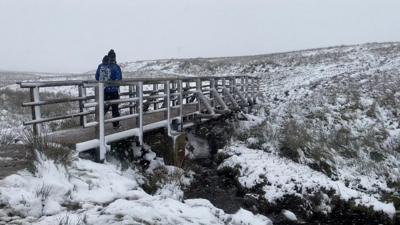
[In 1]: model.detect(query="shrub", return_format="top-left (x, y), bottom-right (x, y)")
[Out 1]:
top-left (0, 130), bottom-right (17, 146)
top-left (35, 183), bottom-right (52, 202)
top-left (20, 128), bottom-right (73, 168)
top-left (279, 119), bottom-right (311, 162)
top-left (141, 166), bottom-right (185, 195)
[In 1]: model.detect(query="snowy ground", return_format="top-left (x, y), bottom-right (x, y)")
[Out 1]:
top-left (220, 142), bottom-right (395, 217)
top-left (0, 152), bottom-right (271, 225)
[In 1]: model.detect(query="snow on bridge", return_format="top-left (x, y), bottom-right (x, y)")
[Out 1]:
top-left (19, 75), bottom-right (262, 162)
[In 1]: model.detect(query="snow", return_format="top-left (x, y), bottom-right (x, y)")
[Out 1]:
top-left (0, 152), bottom-right (142, 218)
top-left (219, 143), bottom-right (396, 218)
top-left (0, 152), bottom-right (271, 225)
top-left (0, 157), bottom-right (13, 161)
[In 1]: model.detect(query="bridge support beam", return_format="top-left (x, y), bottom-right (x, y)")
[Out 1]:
top-left (196, 91), bottom-right (215, 115)
top-left (222, 88), bottom-right (240, 110)
top-left (233, 86), bottom-right (249, 107)
top-left (211, 88), bottom-right (229, 111)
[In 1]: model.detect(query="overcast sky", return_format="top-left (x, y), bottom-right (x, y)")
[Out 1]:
top-left (0, 0), bottom-right (399, 73)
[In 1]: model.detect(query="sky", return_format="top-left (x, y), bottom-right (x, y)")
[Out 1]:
top-left (0, 0), bottom-right (399, 73)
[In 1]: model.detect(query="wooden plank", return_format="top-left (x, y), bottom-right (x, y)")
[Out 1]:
top-left (23, 111), bottom-right (94, 125)
top-left (20, 80), bottom-right (85, 88)
top-left (22, 96), bottom-right (91, 107)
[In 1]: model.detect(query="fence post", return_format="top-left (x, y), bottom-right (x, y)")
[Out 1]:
top-left (251, 77), bottom-right (256, 103)
top-left (171, 81), bottom-right (176, 106)
top-left (129, 85), bottom-right (134, 114)
top-left (231, 77), bottom-right (236, 98)
top-left (138, 81), bottom-right (144, 146)
top-left (78, 84), bottom-right (86, 126)
top-left (185, 81), bottom-right (190, 104)
top-left (135, 83), bottom-right (140, 125)
top-left (245, 76), bottom-right (251, 103)
top-left (165, 81), bottom-right (171, 136)
top-left (178, 80), bottom-right (183, 132)
top-left (241, 76), bottom-right (245, 92)
top-left (97, 83), bottom-right (106, 161)
top-left (31, 87), bottom-right (42, 137)
top-left (196, 78), bottom-right (201, 113)
top-left (153, 83), bottom-right (158, 110)
top-left (210, 78), bottom-right (215, 107)
top-left (230, 77), bottom-right (235, 94)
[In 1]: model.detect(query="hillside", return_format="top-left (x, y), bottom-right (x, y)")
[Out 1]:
top-left (1, 42), bottom-right (400, 224)
top-left (123, 42), bottom-right (400, 186)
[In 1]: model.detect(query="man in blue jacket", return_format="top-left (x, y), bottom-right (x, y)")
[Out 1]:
top-left (95, 49), bottom-right (122, 129)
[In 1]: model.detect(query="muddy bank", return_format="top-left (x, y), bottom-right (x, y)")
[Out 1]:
top-left (0, 144), bottom-right (33, 179)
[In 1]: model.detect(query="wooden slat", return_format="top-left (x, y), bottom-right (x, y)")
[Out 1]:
top-left (23, 111), bottom-right (94, 125)
top-left (22, 96), bottom-right (91, 107)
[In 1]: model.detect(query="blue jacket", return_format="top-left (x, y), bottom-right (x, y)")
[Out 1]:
top-left (95, 63), bottom-right (122, 93)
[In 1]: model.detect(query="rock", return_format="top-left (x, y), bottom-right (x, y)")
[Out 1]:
top-left (281, 209), bottom-right (298, 222)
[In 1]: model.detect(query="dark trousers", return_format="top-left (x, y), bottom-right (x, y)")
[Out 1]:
top-left (104, 92), bottom-right (120, 127)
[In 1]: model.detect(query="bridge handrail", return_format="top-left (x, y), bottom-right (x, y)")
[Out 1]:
top-left (18, 75), bottom-right (260, 88)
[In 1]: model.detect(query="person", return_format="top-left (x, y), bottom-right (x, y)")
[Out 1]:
top-left (95, 50), bottom-right (122, 129)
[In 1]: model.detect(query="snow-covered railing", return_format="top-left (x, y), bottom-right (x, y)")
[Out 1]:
top-left (19, 75), bottom-right (262, 161)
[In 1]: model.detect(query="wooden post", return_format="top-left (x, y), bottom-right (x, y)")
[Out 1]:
top-left (185, 81), bottom-right (190, 104)
top-left (241, 76), bottom-right (245, 92)
top-left (210, 78), bottom-right (215, 107)
top-left (171, 81), bottom-right (176, 106)
top-left (31, 87), bottom-right (41, 136)
top-left (256, 77), bottom-right (261, 103)
top-left (251, 77), bottom-right (256, 103)
top-left (231, 78), bottom-right (236, 100)
top-left (153, 83), bottom-right (158, 110)
top-left (78, 84), bottom-right (87, 126)
top-left (138, 82), bottom-right (144, 146)
top-left (231, 78), bottom-right (236, 94)
top-left (196, 78), bottom-right (201, 112)
top-left (165, 81), bottom-right (171, 136)
top-left (129, 85), bottom-right (134, 114)
top-left (135, 83), bottom-right (140, 125)
top-left (97, 82), bottom-right (106, 162)
top-left (178, 80), bottom-right (183, 132)
top-left (245, 76), bottom-right (251, 104)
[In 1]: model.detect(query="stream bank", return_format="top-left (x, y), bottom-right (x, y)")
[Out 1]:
top-left (183, 154), bottom-right (396, 225)
top-left (181, 114), bottom-right (397, 225)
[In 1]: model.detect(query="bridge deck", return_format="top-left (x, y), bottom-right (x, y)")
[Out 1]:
top-left (50, 104), bottom-right (199, 146)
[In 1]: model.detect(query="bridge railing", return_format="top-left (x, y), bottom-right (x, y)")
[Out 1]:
top-left (19, 75), bottom-right (262, 160)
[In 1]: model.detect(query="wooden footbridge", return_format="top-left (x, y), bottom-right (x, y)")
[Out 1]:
top-left (19, 75), bottom-right (262, 162)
